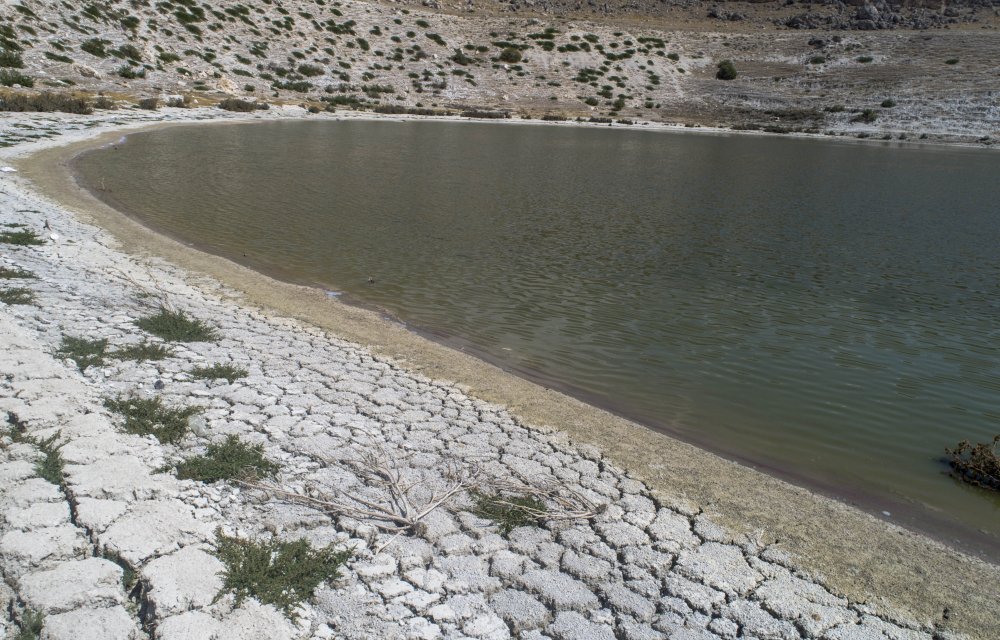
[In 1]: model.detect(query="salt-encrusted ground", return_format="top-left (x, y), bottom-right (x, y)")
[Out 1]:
top-left (0, 110), bottom-right (981, 639)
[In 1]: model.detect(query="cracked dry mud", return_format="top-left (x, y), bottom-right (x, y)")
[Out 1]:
top-left (0, 110), bottom-right (983, 639)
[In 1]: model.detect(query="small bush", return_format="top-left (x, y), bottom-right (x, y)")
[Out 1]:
top-left (92, 95), bottom-right (115, 110)
top-left (880, 98), bottom-right (896, 108)
top-left (113, 342), bottom-right (173, 362)
top-left (808, 56), bottom-right (826, 65)
top-left (13, 609), bottom-right (44, 640)
top-left (460, 109), bottom-right (509, 119)
top-left (190, 363), bottom-right (248, 383)
top-left (0, 287), bottom-right (35, 305)
top-left (103, 395), bottom-right (200, 444)
top-left (57, 336), bottom-right (108, 370)
top-left (0, 69), bottom-right (33, 87)
top-left (0, 92), bottom-right (93, 114)
top-left (138, 97), bottom-right (159, 110)
top-left (856, 55), bottom-right (873, 63)
top-left (851, 108), bottom-right (878, 123)
top-left (471, 491), bottom-right (547, 536)
top-left (498, 47), bottom-right (521, 63)
top-left (81, 38), bottom-right (109, 58)
top-left (32, 431), bottom-right (65, 485)
top-left (117, 65), bottom-right (145, 79)
top-left (946, 435), bottom-right (999, 491)
top-left (0, 266), bottom-right (35, 279)
top-left (175, 435), bottom-right (279, 482)
top-left (214, 531), bottom-right (352, 617)
top-left (136, 308), bottom-right (218, 342)
top-left (945, 58), bottom-right (959, 65)
top-left (715, 60), bottom-right (737, 80)
top-left (297, 63), bottom-right (324, 77)
top-left (165, 95), bottom-right (191, 108)
top-left (0, 49), bottom-right (24, 68)
top-left (218, 97), bottom-right (266, 112)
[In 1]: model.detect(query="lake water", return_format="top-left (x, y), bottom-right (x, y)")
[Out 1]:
top-left (74, 120), bottom-right (1000, 557)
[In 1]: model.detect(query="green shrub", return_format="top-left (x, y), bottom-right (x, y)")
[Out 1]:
top-left (0, 69), bottom-right (33, 87)
top-left (13, 609), bottom-right (44, 640)
top-left (117, 65), bottom-right (145, 79)
top-left (470, 491), bottom-right (547, 536)
top-left (190, 363), bottom-right (248, 383)
top-left (715, 60), bottom-right (737, 80)
top-left (945, 58), bottom-right (959, 65)
top-left (57, 336), bottom-right (108, 370)
top-left (0, 49), bottom-right (24, 68)
top-left (136, 308), bottom-right (218, 342)
top-left (856, 55), bottom-right (873, 63)
top-left (851, 108), bottom-right (878, 123)
top-left (175, 435), bottom-right (279, 482)
top-left (214, 531), bottom-right (351, 617)
top-left (0, 92), bottom-right (93, 114)
top-left (0, 287), bottom-right (35, 305)
top-left (0, 229), bottom-right (44, 245)
top-left (81, 38), bottom-right (110, 58)
top-left (808, 56), bottom-right (826, 65)
top-left (0, 266), bottom-right (35, 279)
top-left (32, 432), bottom-right (65, 485)
top-left (498, 47), bottom-right (521, 63)
top-left (44, 52), bottom-right (73, 63)
top-left (297, 63), bottom-right (324, 77)
top-left (113, 342), bottom-right (173, 362)
top-left (880, 98), bottom-right (896, 108)
top-left (138, 97), bottom-right (159, 110)
top-left (158, 51), bottom-right (181, 63)
top-left (103, 396), bottom-right (200, 444)
top-left (217, 97), bottom-right (266, 112)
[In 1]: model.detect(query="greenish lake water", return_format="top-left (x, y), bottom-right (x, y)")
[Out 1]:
top-left (75, 120), bottom-right (1000, 557)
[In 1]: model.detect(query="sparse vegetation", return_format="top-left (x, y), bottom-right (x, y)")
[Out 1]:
top-left (117, 65), bottom-right (145, 79)
top-left (498, 47), bottom-right (521, 64)
top-left (0, 69), bottom-right (33, 87)
top-left (471, 490), bottom-right (547, 536)
top-left (103, 395), bottom-right (200, 444)
top-left (852, 108), bottom-right (878, 123)
top-left (881, 99), bottom-right (896, 108)
top-left (136, 308), bottom-right (218, 342)
top-left (138, 97), bottom-right (159, 110)
top-left (57, 336), bottom-right (108, 370)
top-left (190, 363), bottom-right (248, 383)
top-left (856, 56), bottom-right (873, 63)
top-left (175, 435), bottom-right (279, 482)
top-left (113, 342), bottom-right (173, 362)
top-left (0, 92), bottom-right (94, 114)
top-left (0, 49), bottom-right (24, 68)
top-left (945, 58), bottom-right (959, 65)
top-left (13, 609), bottom-right (44, 640)
top-left (946, 435), bottom-right (999, 491)
top-left (218, 97), bottom-right (267, 112)
top-left (213, 531), bottom-right (352, 617)
top-left (0, 266), bottom-right (35, 279)
top-left (0, 287), bottom-right (36, 305)
top-left (81, 38), bottom-right (110, 58)
top-left (32, 431), bottom-right (65, 485)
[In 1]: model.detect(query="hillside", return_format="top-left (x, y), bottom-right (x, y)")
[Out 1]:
top-left (0, 0), bottom-right (998, 141)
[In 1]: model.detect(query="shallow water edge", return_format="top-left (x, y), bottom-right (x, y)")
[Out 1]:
top-left (12, 114), bottom-right (1000, 637)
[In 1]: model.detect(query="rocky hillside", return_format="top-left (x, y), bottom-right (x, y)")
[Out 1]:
top-left (0, 0), bottom-right (997, 141)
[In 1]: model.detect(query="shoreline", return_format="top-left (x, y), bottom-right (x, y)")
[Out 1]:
top-left (3, 108), bottom-right (1000, 638)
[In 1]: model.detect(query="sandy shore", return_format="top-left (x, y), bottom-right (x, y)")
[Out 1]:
top-left (1, 108), bottom-right (998, 639)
